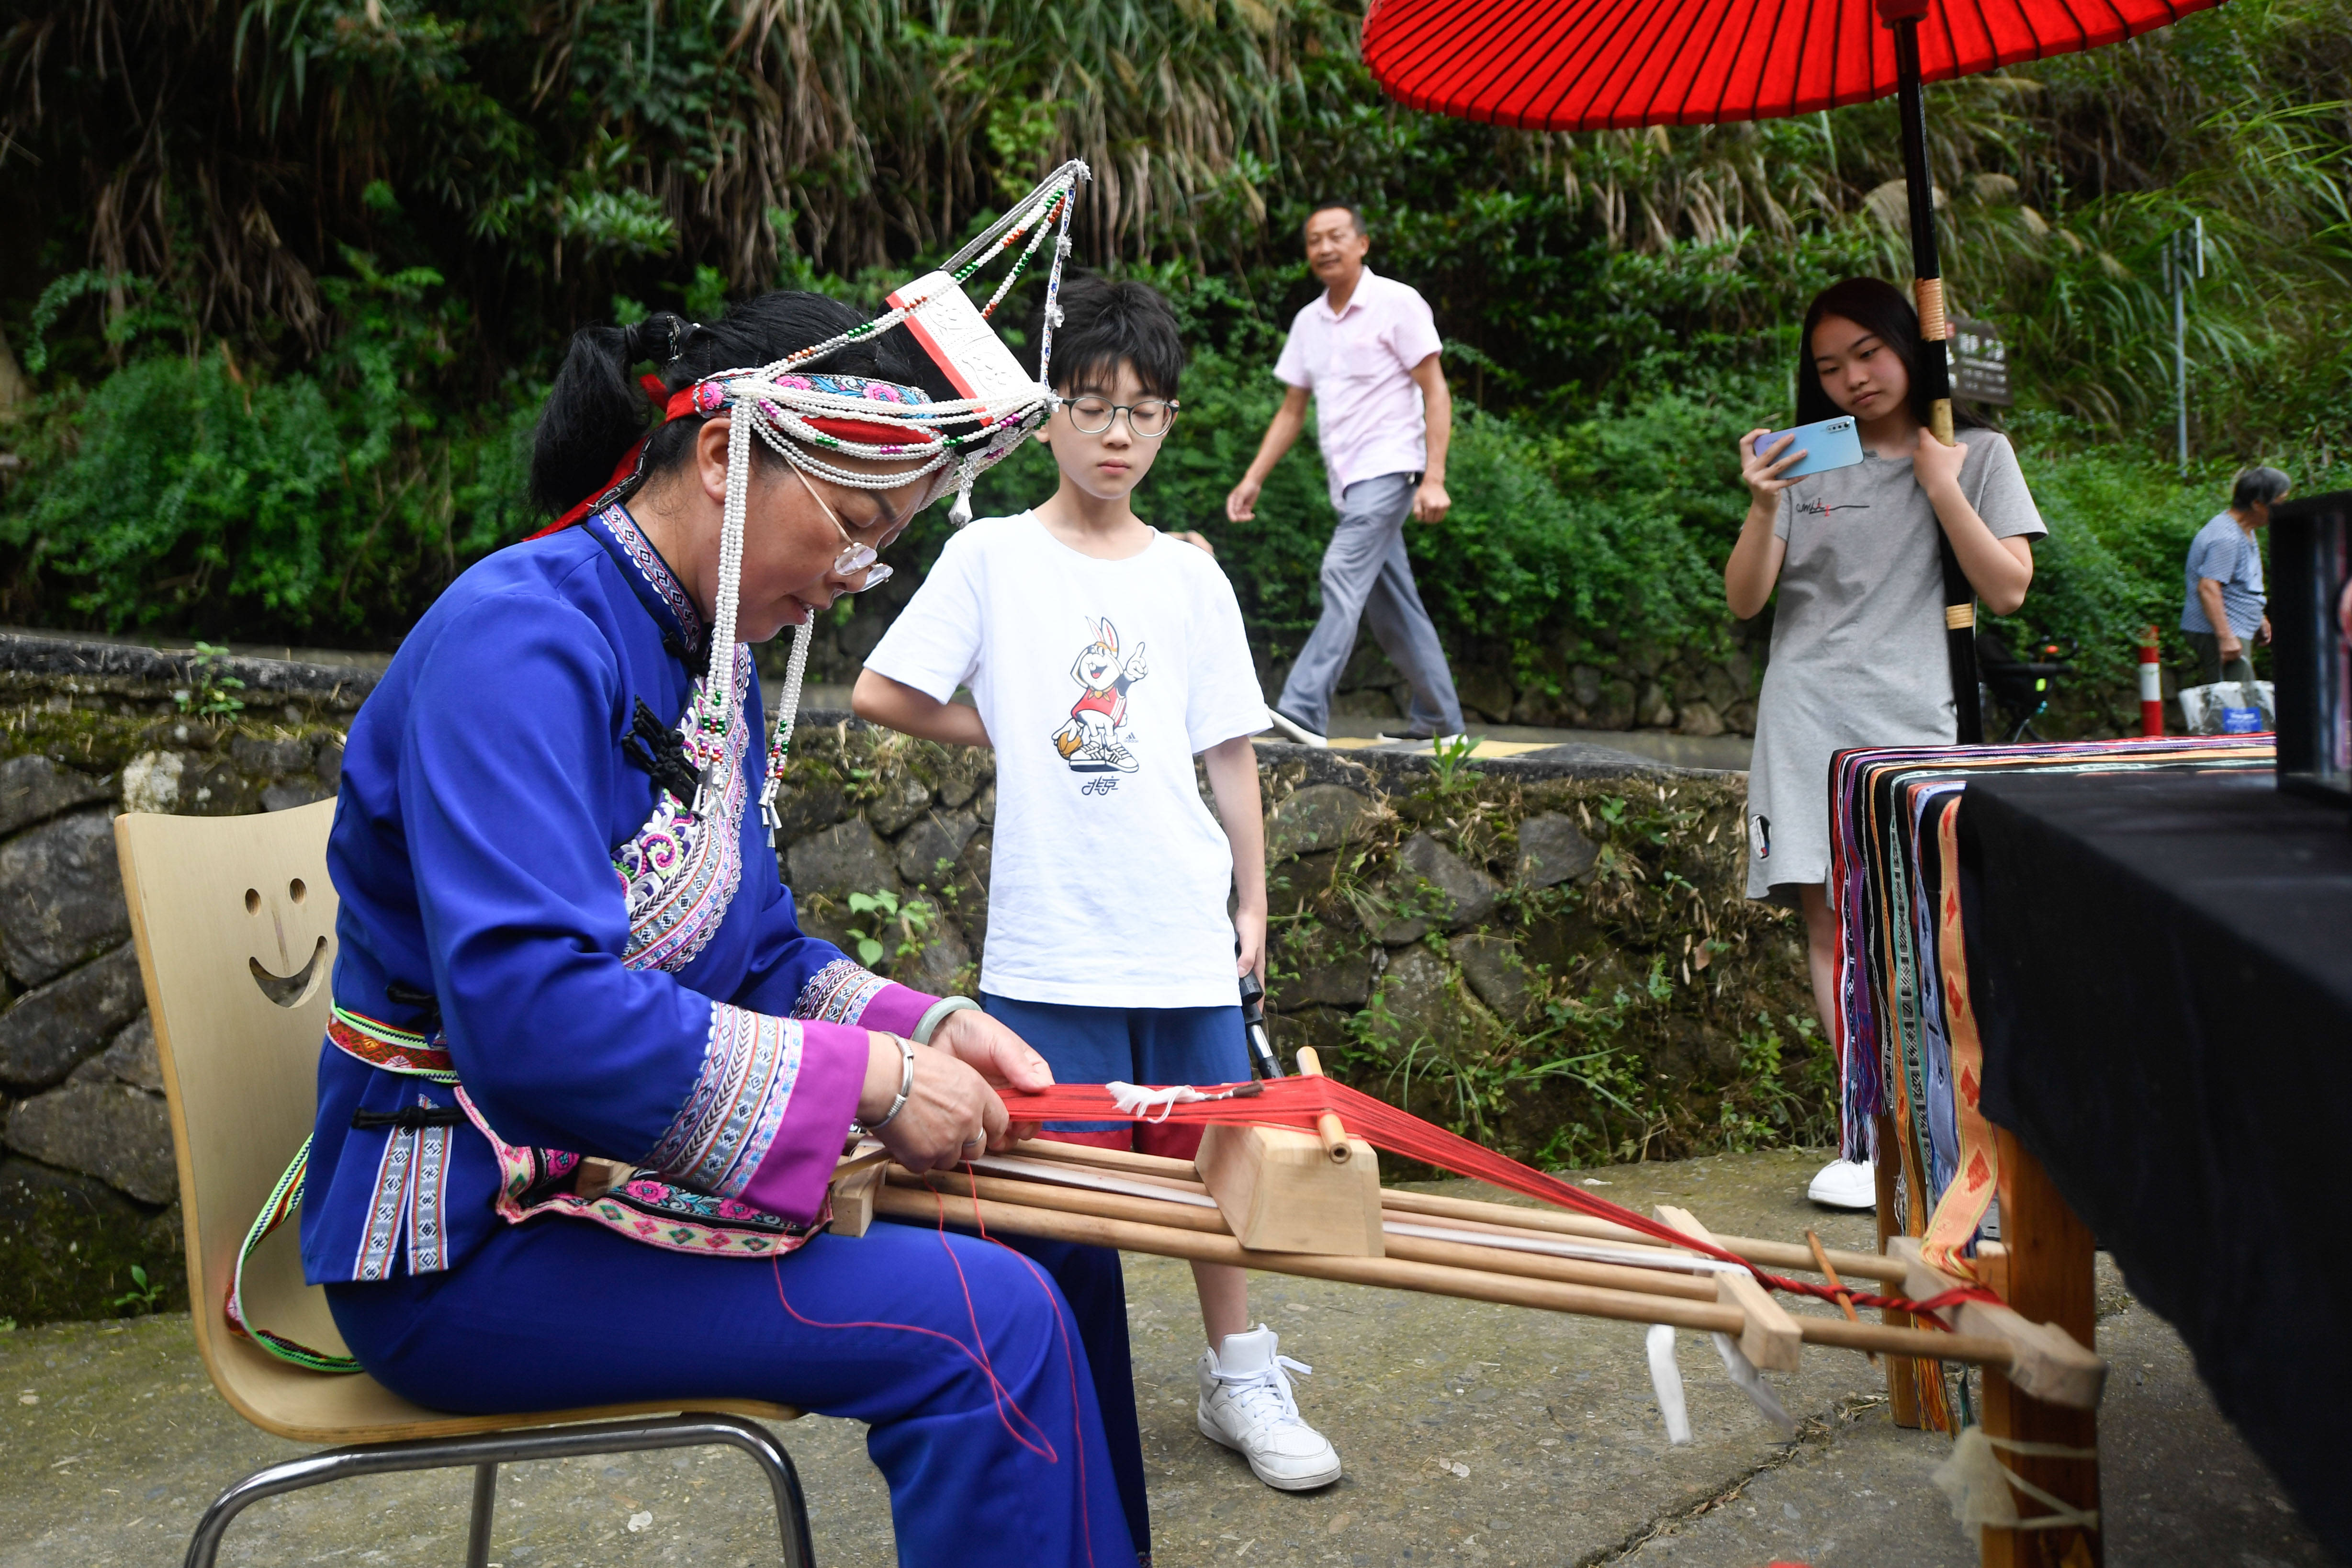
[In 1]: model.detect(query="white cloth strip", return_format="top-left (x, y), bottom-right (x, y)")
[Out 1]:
top-left (1711, 1331), bottom-right (1797, 1439)
top-left (963, 1153), bottom-right (1222, 1209)
top-left (1931, 1425), bottom-right (2102, 1533)
top-left (1381, 1219), bottom-right (1743, 1275)
top-left (1646, 1325), bottom-right (1693, 1446)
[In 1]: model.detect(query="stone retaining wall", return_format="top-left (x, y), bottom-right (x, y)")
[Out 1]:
top-left (0, 632), bottom-right (1821, 1327)
top-left (792, 593), bottom-right (1768, 737)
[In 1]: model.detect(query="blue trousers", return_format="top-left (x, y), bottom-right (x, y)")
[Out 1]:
top-left (977, 993), bottom-right (1254, 1566)
top-left (328, 1217), bottom-right (1139, 1568)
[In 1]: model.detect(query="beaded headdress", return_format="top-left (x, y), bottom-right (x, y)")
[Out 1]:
top-left (571, 160), bottom-right (1090, 836)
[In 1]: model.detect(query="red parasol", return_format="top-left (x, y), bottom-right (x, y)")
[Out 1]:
top-left (1361, 0), bottom-right (2219, 132)
top-left (1362, 0), bottom-right (2225, 740)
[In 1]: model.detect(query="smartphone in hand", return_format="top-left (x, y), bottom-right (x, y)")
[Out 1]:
top-left (1759, 416), bottom-right (1865, 479)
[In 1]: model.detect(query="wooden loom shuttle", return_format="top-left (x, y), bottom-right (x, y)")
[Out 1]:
top-left (1656, 1204), bottom-right (1803, 1373)
top-left (1890, 1237), bottom-right (2106, 1411)
top-left (1008, 1138), bottom-right (1200, 1179)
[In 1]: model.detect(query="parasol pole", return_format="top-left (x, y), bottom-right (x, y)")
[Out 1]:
top-left (1880, 0), bottom-right (1985, 744)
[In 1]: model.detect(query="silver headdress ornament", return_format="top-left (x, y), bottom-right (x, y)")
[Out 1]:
top-left (670, 161), bottom-right (1092, 838)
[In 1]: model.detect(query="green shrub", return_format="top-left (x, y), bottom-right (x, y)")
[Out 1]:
top-left (1, 265), bottom-right (538, 639)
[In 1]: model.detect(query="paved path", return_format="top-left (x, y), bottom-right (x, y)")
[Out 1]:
top-left (0, 1151), bottom-right (2321, 1567)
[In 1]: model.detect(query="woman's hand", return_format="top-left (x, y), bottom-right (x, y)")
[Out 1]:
top-left (1739, 429), bottom-right (1804, 500)
top-left (930, 1008), bottom-right (1055, 1149)
top-left (1910, 426), bottom-right (1967, 497)
top-left (1909, 430), bottom-right (2036, 616)
top-left (858, 1017), bottom-right (1049, 1173)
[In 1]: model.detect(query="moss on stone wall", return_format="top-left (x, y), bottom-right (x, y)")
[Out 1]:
top-left (769, 725), bottom-right (1832, 1171)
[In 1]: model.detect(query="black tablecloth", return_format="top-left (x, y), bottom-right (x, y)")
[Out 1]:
top-left (1960, 772), bottom-right (2352, 1559)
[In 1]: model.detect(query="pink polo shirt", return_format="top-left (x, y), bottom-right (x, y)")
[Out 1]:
top-left (1273, 267), bottom-right (1444, 507)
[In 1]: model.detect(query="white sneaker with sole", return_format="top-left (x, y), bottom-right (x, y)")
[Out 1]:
top-left (1196, 1325), bottom-right (1342, 1490)
top-left (1265, 708), bottom-right (1328, 748)
top-left (1807, 1157), bottom-right (1876, 1210)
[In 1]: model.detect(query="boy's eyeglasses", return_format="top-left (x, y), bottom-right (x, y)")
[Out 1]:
top-left (1059, 395), bottom-right (1179, 439)
top-left (792, 467), bottom-right (895, 591)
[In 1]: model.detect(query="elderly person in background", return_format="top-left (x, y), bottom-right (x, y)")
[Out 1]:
top-left (2182, 466), bottom-right (2290, 685)
top-left (1225, 203), bottom-right (1465, 749)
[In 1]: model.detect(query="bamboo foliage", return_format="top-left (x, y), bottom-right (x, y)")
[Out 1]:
top-left (0, 0), bottom-right (1311, 345)
top-left (1, 0), bottom-right (2345, 444)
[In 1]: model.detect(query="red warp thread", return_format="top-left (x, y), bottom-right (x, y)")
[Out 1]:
top-left (956, 1182), bottom-right (1097, 1568)
top-left (768, 1179), bottom-right (1101, 1568)
top-left (997, 1080), bottom-right (2001, 1323)
top-left (768, 1191), bottom-right (1057, 1461)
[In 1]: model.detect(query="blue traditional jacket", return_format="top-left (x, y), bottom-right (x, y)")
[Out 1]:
top-left (301, 506), bottom-right (934, 1285)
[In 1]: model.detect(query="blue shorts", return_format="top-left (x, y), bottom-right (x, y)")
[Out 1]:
top-left (979, 993), bottom-right (1250, 1163)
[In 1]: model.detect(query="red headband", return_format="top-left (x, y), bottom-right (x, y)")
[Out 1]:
top-left (530, 373), bottom-right (941, 540)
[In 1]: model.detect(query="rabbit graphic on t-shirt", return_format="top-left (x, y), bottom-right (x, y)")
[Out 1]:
top-left (1050, 617), bottom-right (1147, 774)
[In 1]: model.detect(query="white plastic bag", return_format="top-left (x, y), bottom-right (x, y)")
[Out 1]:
top-left (2178, 677), bottom-right (2274, 735)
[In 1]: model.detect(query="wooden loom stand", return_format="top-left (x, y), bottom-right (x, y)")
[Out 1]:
top-left (834, 1102), bottom-right (2105, 1399)
top-left (1873, 1121), bottom-right (2104, 1567)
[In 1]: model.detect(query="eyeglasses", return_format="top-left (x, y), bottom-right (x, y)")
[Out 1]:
top-left (1058, 395), bottom-right (1179, 438)
top-left (791, 467), bottom-right (895, 592)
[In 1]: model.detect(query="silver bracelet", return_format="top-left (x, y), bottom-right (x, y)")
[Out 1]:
top-left (852, 1032), bottom-right (915, 1137)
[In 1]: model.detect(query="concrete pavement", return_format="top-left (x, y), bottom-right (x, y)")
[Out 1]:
top-left (0, 1150), bottom-right (2324, 1568)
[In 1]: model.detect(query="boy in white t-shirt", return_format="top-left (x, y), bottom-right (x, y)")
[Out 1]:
top-left (855, 277), bottom-right (1343, 1525)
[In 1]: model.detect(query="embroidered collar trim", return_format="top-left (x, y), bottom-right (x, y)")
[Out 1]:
top-left (589, 505), bottom-right (704, 655)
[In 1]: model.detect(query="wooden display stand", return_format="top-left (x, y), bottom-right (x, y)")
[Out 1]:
top-left (1876, 1127), bottom-right (2104, 1566)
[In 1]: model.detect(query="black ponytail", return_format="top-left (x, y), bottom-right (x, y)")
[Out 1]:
top-left (529, 293), bottom-right (955, 520)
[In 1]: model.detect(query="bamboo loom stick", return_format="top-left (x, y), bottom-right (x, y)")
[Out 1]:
top-left (1002, 1142), bottom-right (1900, 1288)
top-left (1373, 1188), bottom-right (1907, 1285)
top-left (1807, 1228), bottom-right (1873, 1364)
top-left (1001, 1136), bottom-right (1907, 1285)
top-left (1292, 1047), bottom-right (1354, 1162)
top-left (1009, 1139), bottom-right (1200, 1179)
top-left (892, 1170), bottom-right (1723, 1303)
top-left (986, 1151), bottom-right (1729, 1283)
top-left (872, 1184), bottom-right (2023, 1374)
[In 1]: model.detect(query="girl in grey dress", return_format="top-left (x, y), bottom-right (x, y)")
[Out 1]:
top-left (1722, 278), bottom-right (2047, 1207)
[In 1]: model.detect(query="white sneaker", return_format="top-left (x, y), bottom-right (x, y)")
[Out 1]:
top-left (1373, 731), bottom-right (1471, 749)
top-left (1196, 1325), bottom-right (1342, 1490)
top-left (1807, 1158), bottom-right (1877, 1210)
top-left (1265, 708), bottom-right (1328, 748)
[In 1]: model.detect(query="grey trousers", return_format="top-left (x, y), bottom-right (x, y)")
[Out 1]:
top-left (1275, 472), bottom-right (1464, 736)
top-left (2184, 630), bottom-right (2257, 688)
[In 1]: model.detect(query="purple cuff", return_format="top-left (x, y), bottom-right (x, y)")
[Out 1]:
top-left (856, 982), bottom-right (937, 1036)
top-left (735, 1019), bottom-right (871, 1223)
top-left (792, 958), bottom-right (938, 1036)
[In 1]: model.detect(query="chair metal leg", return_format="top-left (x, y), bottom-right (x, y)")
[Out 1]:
top-left (465, 1463), bottom-right (498, 1568)
top-left (181, 1412), bottom-right (814, 1568)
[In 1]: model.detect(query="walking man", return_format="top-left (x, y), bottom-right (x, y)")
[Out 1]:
top-left (1226, 204), bottom-right (1464, 748)
top-left (2181, 466), bottom-right (2289, 685)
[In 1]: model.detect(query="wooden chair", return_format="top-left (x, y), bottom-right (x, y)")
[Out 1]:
top-left (115, 800), bottom-right (816, 1568)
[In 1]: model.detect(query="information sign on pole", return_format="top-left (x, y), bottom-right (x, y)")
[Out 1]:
top-left (1947, 316), bottom-right (2011, 406)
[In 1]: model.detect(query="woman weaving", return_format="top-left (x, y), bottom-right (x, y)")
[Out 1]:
top-left (296, 260), bottom-right (1141, 1565)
